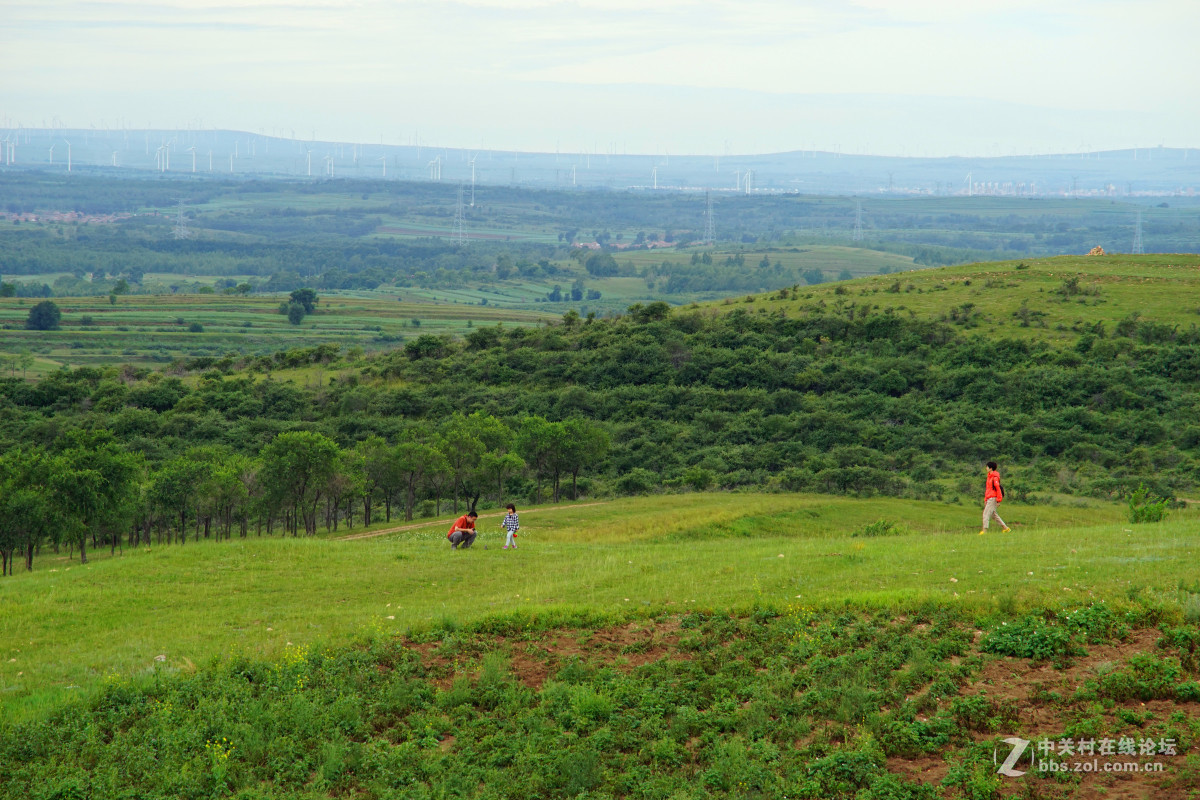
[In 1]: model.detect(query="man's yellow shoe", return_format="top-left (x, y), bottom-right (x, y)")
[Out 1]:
top-left (1002, 527), bottom-right (1012, 533)
top-left (978, 529), bottom-right (987, 536)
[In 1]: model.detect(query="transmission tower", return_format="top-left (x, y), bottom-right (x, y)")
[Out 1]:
top-left (452, 185), bottom-right (467, 246)
top-left (172, 199), bottom-right (192, 240)
top-left (1131, 210), bottom-right (1144, 254)
top-left (702, 190), bottom-right (715, 245)
top-left (852, 200), bottom-right (864, 242)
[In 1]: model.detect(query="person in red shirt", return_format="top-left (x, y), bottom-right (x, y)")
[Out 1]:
top-left (447, 510), bottom-right (478, 549)
top-left (980, 461), bottom-right (1011, 535)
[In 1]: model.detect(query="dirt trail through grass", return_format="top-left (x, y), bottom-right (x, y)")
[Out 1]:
top-left (336, 501), bottom-right (610, 541)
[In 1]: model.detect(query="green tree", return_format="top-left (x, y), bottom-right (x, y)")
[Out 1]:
top-left (585, 251), bottom-right (619, 277)
top-left (0, 449), bottom-right (55, 575)
top-left (151, 455), bottom-right (212, 544)
top-left (259, 431), bottom-right (340, 536)
top-left (561, 418), bottom-right (610, 500)
top-left (286, 303), bottom-right (306, 325)
top-left (479, 451), bottom-right (525, 505)
top-left (52, 431), bottom-right (142, 564)
top-left (289, 288), bottom-right (319, 314)
top-left (517, 416), bottom-right (566, 504)
top-left (440, 416), bottom-right (485, 513)
top-left (25, 300), bottom-right (62, 331)
top-left (357, 436), bottom-right (392, 526)
top-left (395, 440), bottom-right (446, 521)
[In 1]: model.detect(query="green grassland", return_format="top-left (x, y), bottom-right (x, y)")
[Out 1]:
top-left (1, 492), bottom-right (1193, 719)
top-left (3, 493), bottom-right (1200, 798)
top-left (736, 253), bottom-right (1200, 343)
top-left (0, 293), bottom-right (553, 371)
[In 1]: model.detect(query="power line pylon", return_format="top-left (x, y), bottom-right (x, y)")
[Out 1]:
top-left (452, 186), bottom-right (467, 246)
top-left (1131, 210), bottom-right (1144, 254)
top-left (702, 190), bottom-right (715, 246)
top-left (172, 199), bottom-right (192, 240)
top-left (852, 200), bottom-right (864, 242)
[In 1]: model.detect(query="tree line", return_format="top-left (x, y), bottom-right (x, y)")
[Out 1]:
top-left (0, 414), bottom-right (607, 575)
top-left (3, 294), bottom-right (1199, 576)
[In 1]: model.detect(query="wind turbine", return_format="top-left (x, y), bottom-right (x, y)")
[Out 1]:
top-left (324, 154), bottom-right (334, 177)
top-left (208, 150), bottom-right (213, 172)
top-left (48, 144), bottom-right (55, 165)
top-left (378, 155), bottom-right (386, 178)
top-left (64, 139), bottom-right (71, 172)
top-left (305, 148), bottom-right (312, 177)
top-left (111, 151), bottom-right (118, 167)
top-left (188, 146), bottom-right (196, 173)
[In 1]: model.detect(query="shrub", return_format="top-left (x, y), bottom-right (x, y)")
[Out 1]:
top-left (980, 616), bottom-right (1082, 661)
top-left (617, 468), bottom-right (658, 495)
top-left (1127, 482), bottom-right (1169, 523)
top-left (852, 519), bottom-right (908, 538)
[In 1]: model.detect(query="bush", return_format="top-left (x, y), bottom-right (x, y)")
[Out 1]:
top-left (617, 468), bottom-right (658, 495)
top-left (852, 519), bottom-right (908, 538)
top-left (1127, 482), bottom-right (1169, 523)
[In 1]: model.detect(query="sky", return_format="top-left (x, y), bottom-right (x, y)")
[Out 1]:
top-left (2, 0), bottom-right (1197, 157)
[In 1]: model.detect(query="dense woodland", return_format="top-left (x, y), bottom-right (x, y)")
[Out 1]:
top-left (2, 298), bottom-right (1198, 574)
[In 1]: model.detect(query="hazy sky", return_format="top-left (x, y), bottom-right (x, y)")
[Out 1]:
top-left (3, 0), bottom-right (1196, 156)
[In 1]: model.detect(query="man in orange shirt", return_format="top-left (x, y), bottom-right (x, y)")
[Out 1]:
top-left (448, 510), bottom-right (478, 549)
top-left (980, 461), bottom-right (1011, 535)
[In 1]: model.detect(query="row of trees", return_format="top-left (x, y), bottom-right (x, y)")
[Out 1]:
top-left (0, 414), bottom-right (606, 575)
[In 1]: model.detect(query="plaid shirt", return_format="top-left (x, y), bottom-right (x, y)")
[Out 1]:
top-left (501, 513), bottom-right (519, 533)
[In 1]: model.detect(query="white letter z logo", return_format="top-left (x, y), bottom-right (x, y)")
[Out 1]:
top-left (996, 737), bottom-right (1030, 777)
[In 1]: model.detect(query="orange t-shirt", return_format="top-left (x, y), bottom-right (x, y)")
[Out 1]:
top-left (447, 514), bottom-right (476, 538)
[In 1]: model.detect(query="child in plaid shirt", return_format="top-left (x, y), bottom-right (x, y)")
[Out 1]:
top-left (501, 504), bottom-right (519, 549)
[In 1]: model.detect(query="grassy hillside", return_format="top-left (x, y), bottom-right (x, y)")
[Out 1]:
top-left (2, 493), bottom-right (1199, 798)
top-left (1, 492), bottom-right (1193, 719)
top-left (736, 253), bottom-right (1200, 344)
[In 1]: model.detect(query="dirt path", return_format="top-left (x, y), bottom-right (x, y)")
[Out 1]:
top-left (337, 501), bottom-right (609, 541)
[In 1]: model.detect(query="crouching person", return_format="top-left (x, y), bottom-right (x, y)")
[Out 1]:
top-left (448, 510), bottom-right (478, 549)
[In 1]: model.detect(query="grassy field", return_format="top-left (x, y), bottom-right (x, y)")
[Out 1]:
top-left (0, 292), bottom-right (554, 372)
top-left (4, 493), bottom-right (1200, 798)
top-left (2, 491), bottom-right (1194, 720)
top-left (737, 253), bottom-right (1200, 343)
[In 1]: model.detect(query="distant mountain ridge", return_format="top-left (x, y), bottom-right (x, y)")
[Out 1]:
top-left (3, 129), bottom-right (1198, 197)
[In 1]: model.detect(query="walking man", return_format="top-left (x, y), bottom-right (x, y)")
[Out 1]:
top-left (980, 461), bottom-right (1011, 535)
top-left (448, 510), bottom-right (478, 549)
